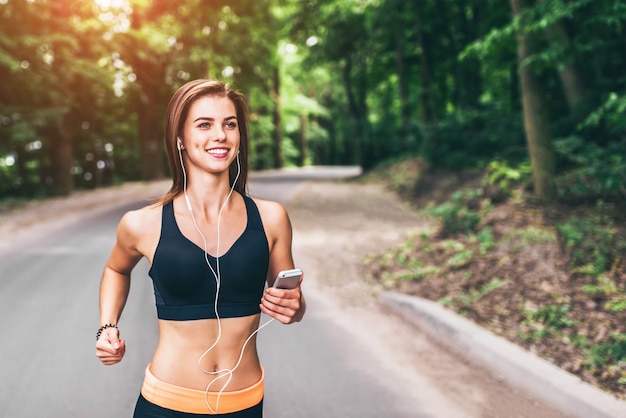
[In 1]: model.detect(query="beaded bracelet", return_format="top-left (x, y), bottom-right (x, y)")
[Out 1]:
top-left (96, 323), bottom-right (118, 341)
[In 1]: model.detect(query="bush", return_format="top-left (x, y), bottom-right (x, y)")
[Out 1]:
top-left (427, 188), bottom-right (484, 235)
top-left (481, 159), bottom-right (532, 202)
top-left (554, 136), bottom-right (626, 201)
top-left (556, 215), bottom-right (625, 277)
top-left (428, 108), bottom-right (525, 170)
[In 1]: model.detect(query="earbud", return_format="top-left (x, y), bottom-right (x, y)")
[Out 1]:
top-left (177, 136), bottom-right (191, 211)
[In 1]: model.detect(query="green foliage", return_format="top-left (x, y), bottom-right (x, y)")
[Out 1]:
top-left (427, 189), bottom-right (485, 236)
top-left (528, 304), bottom-right (577, 329)
top-left (458, 278), bottom-right (506, 305)
top-left (571, 333), bottom-right (589, 349)
top-left (429, 109), bottom-right (525, 170)
top-left (554, 136), bottom-right (626, 200)
top-left (371, 234), bottom-right (442, 288)
top-left (521, 304), bottom-right (578, 341)
top-left (367, 157), bottom-right (426, 196)
top-left (446, 248), bottom-right (474, 268)
top-left (475, 227), bottom-right (496, 254)
top-left (482, 160), bottom-right (532, 202)
top-left (249, 114), bottom-right (276, 170)
top-left (582, 275), bottom-right (626, 313)
top-left (365, 225), bottom-right (451, 288)
top-left (585, 333), bottom-right (626, 370)
top-left (1, 0), bottom-right (626, 205)
top-left (584, 93), bottom-right (626, 136)
top-left (581, 274), bottom-right (618, 297)
top-left (556, 215), bottom-right (624, 277)
top-left (380, 263), bottom-right (441, 288)
top-left (505, 226), bottom-right (557, 248)
top-left (605, 298), bottom-right (626, 313)
top-left (462, 0), bottom-right (593, 65)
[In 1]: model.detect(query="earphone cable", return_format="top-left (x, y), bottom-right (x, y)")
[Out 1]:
top-left (180, 148), bottom-right (262, 413)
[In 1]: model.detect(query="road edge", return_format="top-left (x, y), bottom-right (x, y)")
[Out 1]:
top-left (379, 291), bottom-right (626, 418)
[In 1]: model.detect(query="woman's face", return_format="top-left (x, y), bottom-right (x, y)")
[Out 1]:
top-left (180, 95), bottom-right (240, 175)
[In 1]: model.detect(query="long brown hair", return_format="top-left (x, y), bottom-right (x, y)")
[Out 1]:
top-left (157, 79), bottom-right (249, 205)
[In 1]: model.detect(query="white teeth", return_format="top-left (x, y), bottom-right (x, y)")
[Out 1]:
top-left (207, 149), bottom-right (228, 156)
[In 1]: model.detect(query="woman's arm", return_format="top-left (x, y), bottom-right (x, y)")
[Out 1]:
top-left (257, 200), bottom-right (306, 324)
top-left (96, 211), bottom-right (145, 365)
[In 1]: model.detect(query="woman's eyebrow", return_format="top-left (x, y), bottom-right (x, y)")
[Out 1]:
top-left (193, 115), bottom-right (237, 123)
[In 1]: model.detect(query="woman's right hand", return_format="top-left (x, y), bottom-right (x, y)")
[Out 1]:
top-left (96, 328), bottom-right (126, 366)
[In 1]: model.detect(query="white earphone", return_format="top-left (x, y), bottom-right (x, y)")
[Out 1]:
top-left (174, 128), bottom-right (270, 412)
top-left (180, 148), bottom-right (257, 413)
top-left (177, 138), bottom-right (263, 413)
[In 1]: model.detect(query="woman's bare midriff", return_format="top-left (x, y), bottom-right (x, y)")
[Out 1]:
top-left (150, 314), bottom-right (263, 391)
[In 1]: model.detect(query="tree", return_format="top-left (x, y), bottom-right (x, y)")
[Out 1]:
top-left (510, 0), bottom-right (556, 200)
top-left (413, 0), bottom-right (438, 159)
top-left (536, 0), bottom-right (589, 122)
top-left (0, 0), bottom-right (111, 196)
top-left (2, 0), bottom-right (626, 202)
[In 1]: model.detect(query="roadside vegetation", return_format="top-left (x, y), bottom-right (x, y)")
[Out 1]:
top-left (362, 157), bottom-right (626, 399)
top-left (2, 0), bottom-right (626, 204)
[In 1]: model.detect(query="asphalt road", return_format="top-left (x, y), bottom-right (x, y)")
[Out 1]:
top-left (0, 167), bottom-right (561, 417)
top-left (0, 166), bottom-right (421, 418)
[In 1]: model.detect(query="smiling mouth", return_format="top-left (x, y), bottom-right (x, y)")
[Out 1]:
top-left (207, 148), bottom-right (229, 157)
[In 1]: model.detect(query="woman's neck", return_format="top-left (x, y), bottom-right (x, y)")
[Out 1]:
top-left (183, 175), bottom-right (237, 219)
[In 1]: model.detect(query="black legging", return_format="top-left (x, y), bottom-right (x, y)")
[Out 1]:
top-left (133, 394), bottom-right (263, 418)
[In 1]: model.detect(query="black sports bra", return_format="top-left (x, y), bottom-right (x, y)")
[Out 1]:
top-left (148, 195), bottom-right (270, 320)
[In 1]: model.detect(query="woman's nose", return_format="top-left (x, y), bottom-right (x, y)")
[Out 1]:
top-left (213, 125), bottom-right (226, 140)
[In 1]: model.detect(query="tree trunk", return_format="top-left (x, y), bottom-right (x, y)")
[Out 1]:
top-left (128, 8), bottom-right (165, 181)
top-left (393, 0), bottom-right (410, 152)
top-left (48, 108), bottom-right (74, 196)
top-left (536, 0), bottom-right (588, 122)
top-left (299, 113), bottom-right (308, 166)
top-left (415, 2), bottom-right (438, 159)
top-left (271, 66), bottom-right (283, 168)
top-left (137, 86), bottom-right (164, 180)
top-left (131, 56), bottom-right (166, 181)
top-left (355, 54), bottom-right (371, 166)
top-left (510, 0), bottom-right (556, 200)
top-left (14, 143), bottom-right (33, 196)
top-left (460, 2), bottom-right (482, 109)
top-left (342, 56), bottom-right (363, 165)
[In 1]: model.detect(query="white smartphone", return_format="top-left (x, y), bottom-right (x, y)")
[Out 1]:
top-left (273, 268), bottom-right (303, 289)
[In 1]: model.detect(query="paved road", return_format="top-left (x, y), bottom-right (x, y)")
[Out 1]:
top-left (0, 166), bottom-right (559, 417)
top-left (0, 166), bottom-right (420, 418)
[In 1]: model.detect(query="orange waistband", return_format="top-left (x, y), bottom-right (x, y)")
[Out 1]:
top-left (140, 364), bottom-right (264, 415)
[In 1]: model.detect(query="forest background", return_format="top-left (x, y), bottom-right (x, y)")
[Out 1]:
top-left (1, 0), bottom-right (625, 400)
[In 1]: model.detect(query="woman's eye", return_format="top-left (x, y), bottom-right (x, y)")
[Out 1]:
top-left (225, 122), bottom-right (237, 129)
top-left (198, 122), bottom-right (210, 129)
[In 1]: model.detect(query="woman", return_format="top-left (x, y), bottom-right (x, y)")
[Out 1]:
top-left (96, 79), bottom-right (306, 417)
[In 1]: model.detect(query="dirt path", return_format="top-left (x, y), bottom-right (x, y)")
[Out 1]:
top-left (0, 179), bottom-right (566, 417)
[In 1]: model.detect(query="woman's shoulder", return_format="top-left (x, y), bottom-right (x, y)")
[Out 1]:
top-left (113, 202), bottom-right (164, 257)
top-left (118, 202), bottom-right (163, 238)
top-left (250, 197), bottom-right (287, 216)
top-left (249, 197), bottom-right (291, 230)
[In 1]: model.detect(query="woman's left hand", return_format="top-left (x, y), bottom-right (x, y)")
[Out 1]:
top-left (260, 286), bottom-right (305, 324)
